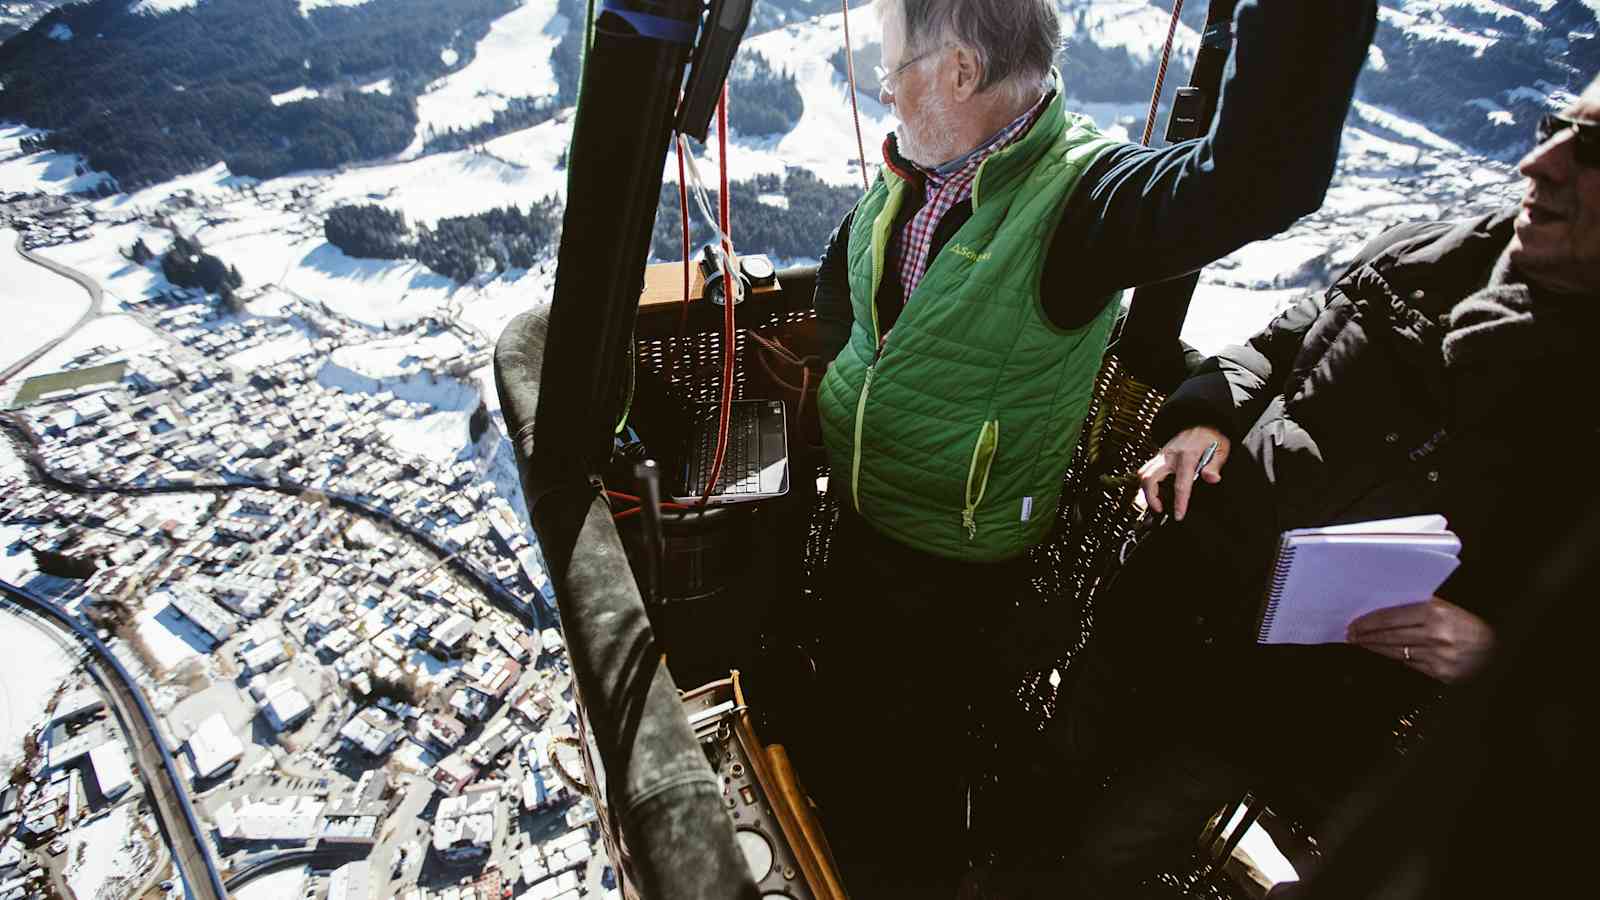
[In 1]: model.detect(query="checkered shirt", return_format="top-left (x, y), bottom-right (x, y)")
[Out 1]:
top-left (893, 93), bottom-right (1049, 300)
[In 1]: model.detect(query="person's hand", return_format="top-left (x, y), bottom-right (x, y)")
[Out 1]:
top-left (1346, 597), bottom-right (1496, 684)
top-left (1137, 426), bottom-right (1230, 521)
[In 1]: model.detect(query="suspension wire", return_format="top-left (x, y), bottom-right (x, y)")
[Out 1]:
top-left (673, 138), bottom-right (693, 371)
top-left (696, 85), bottom-right (738, 507)
top-left (1141, 0), bottom-right (1187, 146)
top-left (677, 136), bottom-right (740, 283)
top-left (840, 0), bottom-right (872, 191)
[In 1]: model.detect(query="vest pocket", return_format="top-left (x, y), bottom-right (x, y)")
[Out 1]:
top-left (962, 419), bottom-right (1000, 540)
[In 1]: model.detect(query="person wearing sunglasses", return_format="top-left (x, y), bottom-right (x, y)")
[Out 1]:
top-left (1045, 75), bottom-right (1600, 898)
top-left (800, 0), bottom-right (1380, 895)
top-left (1512, 107), bottom-right (1600, 294)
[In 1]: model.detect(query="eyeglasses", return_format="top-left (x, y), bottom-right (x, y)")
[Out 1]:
top-left (873, 44), bottom-right (943, 94)
top-left (1536, 112), bottom-right (1600, 167)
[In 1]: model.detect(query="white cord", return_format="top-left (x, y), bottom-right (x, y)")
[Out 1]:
top-left (675, 133), bottom-right (745, 307)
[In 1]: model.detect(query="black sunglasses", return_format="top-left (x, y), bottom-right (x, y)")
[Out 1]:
top-left (1536, 113), bottom-right (1600, 166)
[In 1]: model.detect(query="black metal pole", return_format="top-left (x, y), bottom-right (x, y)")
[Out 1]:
top-left (1119, 0), bottom-right (1243, 392)
top-left (534, 0), bottom-right (702, 492)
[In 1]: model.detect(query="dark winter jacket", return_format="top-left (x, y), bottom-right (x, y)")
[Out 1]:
top-left (1153, 208), bottom-right (1600, 630)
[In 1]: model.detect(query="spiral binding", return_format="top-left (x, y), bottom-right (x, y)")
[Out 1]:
top-left (1255, 540), bottom-right (1297, 642)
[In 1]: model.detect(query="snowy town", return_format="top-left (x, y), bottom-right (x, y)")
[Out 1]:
top-left (1, 164), bottom-right (613, 900)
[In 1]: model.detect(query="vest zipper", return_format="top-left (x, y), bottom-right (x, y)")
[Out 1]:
top-left (850, 324), bottom-right (892, 513)
top-left (962, 419), bottom-right (1000, 540)
top-left (850, 365), bottom-right (875, 511)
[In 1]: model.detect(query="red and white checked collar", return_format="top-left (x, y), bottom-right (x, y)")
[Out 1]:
top-left (890, 92), bottom-right (1049, 300)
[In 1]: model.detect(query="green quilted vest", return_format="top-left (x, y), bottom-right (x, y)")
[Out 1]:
top-left (816, 91), bottom-right (1121, 562)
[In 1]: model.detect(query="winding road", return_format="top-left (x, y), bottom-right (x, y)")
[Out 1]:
top-left (1, 231), bottom-right (105, 386)
top-left (0, 586), bottom-right (227, 900)
top-left (2, 410), bottom-right (549, 899)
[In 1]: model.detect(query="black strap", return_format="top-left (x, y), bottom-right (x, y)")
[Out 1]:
top-left (1120, 0), bottom-right (1244, 392)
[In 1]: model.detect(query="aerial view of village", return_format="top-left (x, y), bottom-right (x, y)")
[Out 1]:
top-left (0, 15), bottom-right (613, 892)
top-left (0, 188), bottom-right (611, 899)
top-left (2, 199), bottom-right (609, 900)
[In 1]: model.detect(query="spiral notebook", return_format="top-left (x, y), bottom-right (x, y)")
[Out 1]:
top-left (1255, 515), bottom-right (1462, 645)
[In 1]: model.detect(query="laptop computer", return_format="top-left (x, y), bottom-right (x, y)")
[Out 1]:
top-left (625, 367), bottom-right (790, 504)
top-left (670, 399), bottom-right (790, 504)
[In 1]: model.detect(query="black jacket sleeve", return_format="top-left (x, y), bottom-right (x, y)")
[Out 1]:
top-left (1042, 0), bottom-right (1378, 329)
top-left (813, 208), bottom-right (856, 365)
top-left (1150, 289), bottom-right (1325, 444)
top-left (1148, 212), bottom-right (1459, 445)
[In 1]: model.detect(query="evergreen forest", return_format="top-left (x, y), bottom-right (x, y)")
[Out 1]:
top-left (0, 0), bottom-right (516, 187)
top-left (324, 201), bottom-right (562, 284)
top-left (650, 169), bottom-right (860, 264)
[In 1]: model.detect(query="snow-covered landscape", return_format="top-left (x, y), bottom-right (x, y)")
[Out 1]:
top-left (407, 0), bottom-right (563, 155)
top-left (0, 607), bottom-right (78, 770)
top-left (0, 226), bottom-right (91, 371)
top-left (0, 0), bottom-right (1590, 897)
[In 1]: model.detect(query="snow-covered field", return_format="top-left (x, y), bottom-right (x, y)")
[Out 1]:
top-left (282, 244), bottom-right (455, 328)
top-left (408, 0), bottom-right (562, 153)
top-left (0, 605), bottom-right (79, 770)
top-left (33, 220), bottom-right (172, 305)
top-left (478, 114), bottom-right (571, 176)
top-left (0, 226), bottom-right (91, 371)
top-left (0, 124), bottom-right (108, 195)
top-left (306, 147), bottom-right (566, 227)
top-left (9, 313), bottom-right (163, 385)
top-left (457, 267), bottom-right (555, 342)
top-left (0, 121), bottom-right (44, 158)
top-left (201, 224), bottom-right (321, 293)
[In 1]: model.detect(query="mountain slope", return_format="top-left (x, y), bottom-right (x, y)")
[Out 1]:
top-left (0, 0), bottom-right (517, 187)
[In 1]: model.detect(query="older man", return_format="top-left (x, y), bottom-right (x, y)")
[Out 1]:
top-left (802, 0), bottom-right (1376, 894)
top-left (1050, 75), bottom-right (1600, 897)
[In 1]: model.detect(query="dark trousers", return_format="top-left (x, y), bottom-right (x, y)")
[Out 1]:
top-left (1045, 522), bottom-right (1434, 898)
top-left (801, 503), bottom-right (1042, 898)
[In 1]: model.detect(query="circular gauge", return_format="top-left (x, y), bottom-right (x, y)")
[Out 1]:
top-left (737, 828), bottom-right (775, 881)
top-left (741, 255), bottom-right (776, 285)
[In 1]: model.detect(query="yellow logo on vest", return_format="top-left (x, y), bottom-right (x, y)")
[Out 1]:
top-left (948, 243), bottom-right (992, 263)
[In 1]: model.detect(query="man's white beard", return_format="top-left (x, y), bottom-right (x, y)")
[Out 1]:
top-left (896, 91), bottom-right (962, 168)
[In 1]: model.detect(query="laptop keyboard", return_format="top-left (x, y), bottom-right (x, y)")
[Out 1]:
top-left (688, 406), bottom-right (763, 496)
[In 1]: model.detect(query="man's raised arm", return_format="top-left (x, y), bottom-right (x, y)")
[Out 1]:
top-left (1043, 0), bottom-right (1377, 328)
